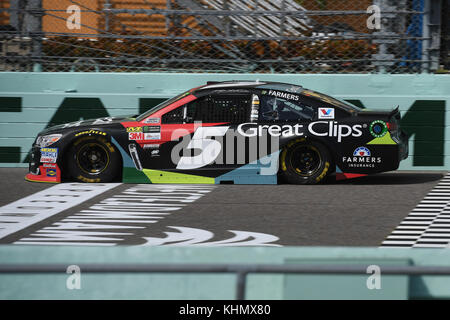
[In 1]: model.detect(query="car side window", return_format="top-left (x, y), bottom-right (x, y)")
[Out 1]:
top-left (161, 106), bottom-right (184, 124)
top-left (162, 94), bottom-right (251, 124)
top-left (259, 95), bottom-right (315, 121)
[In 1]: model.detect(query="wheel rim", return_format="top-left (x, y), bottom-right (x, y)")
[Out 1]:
top-left (76, 143), bottom-right (110, 175)
top-left (289, 145), bottom-right (322, 177)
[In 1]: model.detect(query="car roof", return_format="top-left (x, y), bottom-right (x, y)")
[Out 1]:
top-left (194, 80), bottom-right (305, 93)
top-left (191, 80), bottom-right (359, 112)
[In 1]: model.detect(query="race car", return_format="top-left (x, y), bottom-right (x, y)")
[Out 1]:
top-left (26, 80), bottom-right (408, 185)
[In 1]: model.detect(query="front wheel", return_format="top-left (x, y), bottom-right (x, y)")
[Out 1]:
top-left (66, 137), bottom-right (121, 183)
top-left (279, 139), bottom-right (331, 184)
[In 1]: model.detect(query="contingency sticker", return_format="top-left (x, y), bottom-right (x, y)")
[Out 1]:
top-left (143, 118), bottom-right (160, 124)
top-left (40, 148), bottom-right (58, 163)
top-left (46, 168), bottom-right (57, 177)
top-left (144, 133), bottom-right (161, 140)
top-left (318, 107), bottom-right (335, 119)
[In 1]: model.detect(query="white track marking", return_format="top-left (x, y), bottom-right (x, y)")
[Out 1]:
top-left (140, 226), bottom-right (281, 247)
top-left (381, 172), bottom-right (450, 248)
top-left (0, 183), bottom-right (121, 239)
top-left (14, 184), bottom-right (282, 247)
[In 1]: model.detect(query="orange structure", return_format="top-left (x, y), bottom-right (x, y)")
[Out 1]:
top-left (0, 1), bottom-right (10, 27)
top-left (41, 0), bottom-right (168, 36)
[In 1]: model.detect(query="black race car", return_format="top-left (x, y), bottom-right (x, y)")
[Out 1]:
top-left (26, 81), bottom-right (408, 185)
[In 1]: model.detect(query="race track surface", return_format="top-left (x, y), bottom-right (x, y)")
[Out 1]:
top-left (0, 168), bottom-right (446, 247)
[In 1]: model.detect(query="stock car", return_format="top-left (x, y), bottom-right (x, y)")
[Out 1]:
top-left (26, 80), bottom-right (408, 185)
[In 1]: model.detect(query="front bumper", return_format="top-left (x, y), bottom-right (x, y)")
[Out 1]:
top-left (25, 145), bottom-right (61, 183)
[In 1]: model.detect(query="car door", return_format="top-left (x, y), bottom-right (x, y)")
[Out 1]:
top-left (139, 91), bottom-right (253, 176)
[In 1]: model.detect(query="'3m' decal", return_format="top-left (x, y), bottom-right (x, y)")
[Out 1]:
top-left (176, 126), bottom-right (229, 170)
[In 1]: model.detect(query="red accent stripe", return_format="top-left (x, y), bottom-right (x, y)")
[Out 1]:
top-left (336, 173), bottom-right (368, 181)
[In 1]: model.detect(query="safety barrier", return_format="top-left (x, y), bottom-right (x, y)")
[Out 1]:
top-left (1, 246), bottom-right (450, 299)
top-left (0, 72), bottom-right (449, 170)
top-left (2, 263), bottom-right (450, 300)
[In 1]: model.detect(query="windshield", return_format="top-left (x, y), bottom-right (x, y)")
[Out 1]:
top-left (136, 90), bottom-right (190, 121)
top-left (302, 89), bottom-right (363, 111)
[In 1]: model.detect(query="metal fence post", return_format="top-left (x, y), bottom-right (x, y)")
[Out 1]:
top-left (25, 0), bottom-right (42, 72)
top-left (280, 0), bottom-right (286, 37)
top-left (223, 0), bottom-right (230, 38)
top-left (166, 0), bottom-right (171, 36)
top-left (235, 271), bottom-right (247, 300)
top-left (427, 0), bottom-right (442, 71)
top-left (104, 0), bottom-right (111, 33)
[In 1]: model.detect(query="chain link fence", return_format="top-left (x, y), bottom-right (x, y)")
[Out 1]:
top-left (0, 0), bottom-right (446, 73)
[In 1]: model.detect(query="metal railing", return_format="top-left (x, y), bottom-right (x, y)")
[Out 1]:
top-left (0, 0), bottom-right (445, 73)
top-left (2, 263), bottom-right (450, 299)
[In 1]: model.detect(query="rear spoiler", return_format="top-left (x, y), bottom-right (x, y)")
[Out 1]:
top-left (390, 106), bottom-right (401, 120)
top-left (390, 106), bottom-right (399, 116)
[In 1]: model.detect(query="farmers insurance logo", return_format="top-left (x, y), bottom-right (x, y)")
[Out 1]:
top-left (354, 146), bottom-right (371, 157)
top-left (318, 108), bottom-right (335, 119)
top-left (342, 146), bottom-right (382, 168)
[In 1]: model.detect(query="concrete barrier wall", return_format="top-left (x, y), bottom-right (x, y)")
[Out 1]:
top-left (0, 72), bottom-right (449, 170)
top-left (1, 246), bottom-right (450, 299)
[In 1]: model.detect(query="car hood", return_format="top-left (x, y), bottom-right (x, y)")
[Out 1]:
top-left (40, 115), bottom-right (136, 135)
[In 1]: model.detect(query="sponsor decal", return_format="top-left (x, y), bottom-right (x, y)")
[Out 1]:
top-left (40, 147), bottom-right (58, 163)
top-left (46, 168), bottom-right (57, 177)
top-left (370, 120), bottom-right (388, 138)
top-left (308, 121), bottom-right (362, 142)
top-left (144, 132), bottom-right (161, 140)
top-left (342, 146), bottom-right (382, 168)
top-left (286, 85), bottom-right (303, 93)
top-left (62, 120), bottom-right (83, 128)
top-left (318, 107), bottom-right (335, 119)
top-left (143, 117), bottom-right (160, 124)
top-left (250, 94), bottom-right (260, 122)
top-left (129, 131), bottom-right (161, 140)
top-left (126, 127), bottom-right (143, 133)
top-left (92, 117), bottom-right (113, 125)
top-left (265, 90), bottom-right (300, 101)
top-left (75, 129), bottom-right (107, 137)
top-left (143, 144), bottom-right (160, 149)
top-left (353, 146), bottom-right (371, 157)
top-left (143, 126), bottom-right (161, 133)
top-left (237, 123), bottom-right (304, 137)
top-left (129, 132), bottom-right (144, 140)
top-left (43, 163), bottom-right (57, 168)
top-left (238, 121), bottom-right (362, 141)
top-left (151, 149), bottom-right (160, 157)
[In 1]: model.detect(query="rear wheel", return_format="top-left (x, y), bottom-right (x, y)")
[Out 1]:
top-left (67, 137), bottom-right (121, 183)
top-left (280, 139), bottom-right (331, 184)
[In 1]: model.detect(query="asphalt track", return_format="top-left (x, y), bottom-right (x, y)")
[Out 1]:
top-left (0, 168), bottom-right (446, 247)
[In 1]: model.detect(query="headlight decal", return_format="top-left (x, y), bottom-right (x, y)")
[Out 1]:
top-left (36, 134), bottom-right (62, 147)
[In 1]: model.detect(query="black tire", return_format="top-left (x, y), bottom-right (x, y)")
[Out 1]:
top-left (66, 136), bottom-right (121, 183)
top-left (279, 139), bottom-right (331, 185)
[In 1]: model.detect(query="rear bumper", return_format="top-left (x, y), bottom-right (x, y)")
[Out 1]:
top-left (398, 130), bottom-right (409, 161)
top-left (25, 145), bottom-right (61, 183)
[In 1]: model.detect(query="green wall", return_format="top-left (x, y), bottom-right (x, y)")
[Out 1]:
top-left (0, 73), bottom-right (449, 170)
